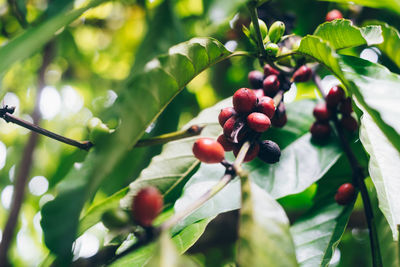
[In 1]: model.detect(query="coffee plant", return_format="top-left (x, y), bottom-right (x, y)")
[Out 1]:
top-left (0, 0), bottom-right (399, 266)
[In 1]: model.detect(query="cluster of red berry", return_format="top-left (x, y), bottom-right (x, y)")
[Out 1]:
top-left (311, 85), bottom-right (358, 140)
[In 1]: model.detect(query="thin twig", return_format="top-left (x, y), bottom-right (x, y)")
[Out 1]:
top-left (313, 73), bottom-right (383, 267)
top-left (0, 42), bottom-right (53, 266)
top-left (135, 125), bottom-right (204, 148)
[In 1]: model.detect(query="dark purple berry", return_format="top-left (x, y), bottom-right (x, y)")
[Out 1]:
top-left (248, 70), bottom-right (264, 88)
top-left (258, 140), bottom-right (281, 163)
top-left (340, 115), bottom-right (358, 132)
top-left (310, 121), bottom-right (331, 139)
top-left (339, 97), bottom-right (353, 115)
top-left (326, 86), bottom-right (345, 108)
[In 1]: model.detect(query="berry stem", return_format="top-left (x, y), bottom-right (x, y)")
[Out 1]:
top-left (247, 4), bottom-right (267, 66)
top-left (135, 125), bottom-right (204, 148)
top-left (0, 110), bottom-right (93, 151)
top-left (314, 74), bottom-right (383, 267)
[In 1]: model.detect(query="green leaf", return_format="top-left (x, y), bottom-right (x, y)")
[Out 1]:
top-left (319, 0), bottom-right (400, 15)
top-left (358, 107), bottom-right (400, 240)
top-left (291, 158), bottom-right (354, 267)
top-left (120, 98), bottom-right (231, 209)
top-left (145, 231), bottom-right (199, 267)
top-left (364, 21), bottom-right (400, 69)
top-left (0, 0), bottom-right (109, 92)
top-left (41, 37), bottom-right (232, 260)
top-left (314, 19), bottom-right (383, 50)
top-left (173, 99), bottom-right (342, 232)
top-left (110, 218), bottom-right (212, 267)
top-left (78, 187), bottom-right (129, 237)
top-left (237, 175), bottom-right (298, 267)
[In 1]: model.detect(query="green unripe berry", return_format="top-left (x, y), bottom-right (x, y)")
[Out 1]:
top-left (88, 117), bottom-right (111, 145)
top-left (101, 209), bottom-right (130, 230)
top-left (268, 21), bottom-right (285, 43)
top-left (249, 19), bottom-right (268, 41)
top-left (265, 43), bottom-right (279, 57)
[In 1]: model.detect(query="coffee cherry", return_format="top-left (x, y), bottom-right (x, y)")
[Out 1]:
top-left (326, 86), bottom-right (345, 108)
top-left (326, 9), bottom-right (343, 22)
top-left (266, 43), bottom-right (279, 57)
top-left (292, 65), bottom-right (312, 82)
top-left (263, 75), bottom-right (280, 96)
top-left (132, 187), bottom-right (163, 227)
top-left (88, 117), bottom-right (111, 145)
top-left (233, 88), bottom-right (257, 114)
top-left (247, 112), bottom-right (271, 132)
top-left (219, 107), bottom-right (236, 127)
top-left (223, 116), bottom-right (237, 139)
top-left (217, 134), bottom-right (235, 151)
top-left (310, 122), bottom-right (331, 139)
top-left (253, 89), bottom-right (265, 99)
top-left (101, 209), bottom-right (130, 230)
top-left (258, 140), bottom-right (281, 163)
top-left (335, 183), bottom-right (356, 205)
top-left (268, 21), bottom-right (285, 43)
top-left (263, 64), bottom-right (280, 76)
top-left (233, 142), bottom-right (260, 162)
top-left (257, 96), bottom-right (275, 118)
top-left (248, 70), bottom-right (264, 89)
top-left (271, 113), bottom-right (287, 127)
top-left (339, 97), bottom-right (353, 115)
top-left (249, 19), bottom-right (269, 41)
top-left (313, 102), bottom-right (331, 121)
top-left (193, 138), bottom-right (225, 163)
top-left (340, 115), bottom-right (358, 132)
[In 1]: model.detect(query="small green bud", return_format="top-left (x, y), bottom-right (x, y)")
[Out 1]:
top-left (101, 209), bottom-right (130, 230)
top-left (265, 43), bottom-right (279, 57)
top-left (249, 19), bottom-right (268, 41)
top-left (88, 117), bottom-right (111, 145)
top-left (268, 21), bottom-right (285, 43)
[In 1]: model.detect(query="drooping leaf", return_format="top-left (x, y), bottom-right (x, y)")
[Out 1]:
top-left (319, 0), bottom-right (400, 15)
top-left (0, 0), bottom-right (109, 94)
top-left (173, 99), bottom-right (342, 232)
top-left (110, 218), bottom-right (212, 267)
top-left (291, 157), bottom-right (354, 267)
top-left (358, 106), bottom-right (400, 240)
top-left (41, 38), bottom-right (232, 260)
top-left (314, 19), bottom-right (383, 50)
top-left (145, 231), bottom-right (199, 267)
top-left (237, 174), bottom-right (298, 267)
top-left (364, 20), bottom-right (400, 69)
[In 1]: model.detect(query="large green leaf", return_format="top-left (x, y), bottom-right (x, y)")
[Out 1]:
top-left (0, 0), bottom-right (109, 91)
top-left (364, 21), bottom-right (400, 69)
top-left (237, 175), bottom-right (298, 267)
top-left (41, 37), bottom-right (232, 260)
top-left (291, 157), bottom-right (354, 267)
top-left (314, 19), bottom-right (383, 50)
top-left (297, 36), bottom-right (400, 153)
top-left (319, 0), bottom-right (400, 15)
top-left (110, 218), bottom-right (212, 267)
top-left (358, 107), bottom-right (400, 240)
top-left (173, 99), bottom-right (342, 232)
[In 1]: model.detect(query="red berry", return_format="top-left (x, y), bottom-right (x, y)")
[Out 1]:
top-left (335, 183), bottom-right (356, 205)
top-left (247, 112), bottom-right (271, 132)
top-left (263, 64), bottom-right (280, 76)
top-left (340, 115), bottom-right (358, 132)
top-left (248, 70), bottom-right (264, 88)
top-left (257, 96), bottom-right (275, 118)
top-left (253, 89), bottom-right (265, 99)
top-left (310, 121), bottom-right (331, 139)
top-left (233, 88), bottom-right (257, 114)
top-left (263, 75), bottom-right (280, 96)
top-left (233, 142), bottom-right (260, 162)
top-left (132, 187), bottom-right (163, 227)
top-left (217, 134), bottom-right (235, 151)
top-left (292, 65), bottom-right (312, 82)
top-left (193, 138), bottom-right (225, 163)
top-left (313, 102), bottom-right (331, 121)
top-left (218, 107), bottom-right (236, 127)
top-left (326, 86), bottom-right (345, 108)
top-left (326, 9), bottom-right (343, 22)
top-left (339, 97), bottom-right (353, 115)
top-left (223, 116), bottom-right (237, 138)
